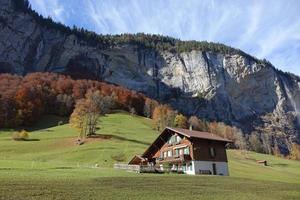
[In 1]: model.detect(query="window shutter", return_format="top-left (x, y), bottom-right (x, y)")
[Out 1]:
top-left (209, 147), bottom-right (215, 157)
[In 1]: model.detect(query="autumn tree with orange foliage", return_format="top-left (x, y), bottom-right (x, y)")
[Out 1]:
top-left (174, 114), bottom-right (188, 129)
top-left (70, 89), bottom-right (118, 138)
top-left (15, 85), bottom-right (44, 126)
top-left (290, 143), bottom-right (300, 160)
top-left (143, 98), bottom-right (159, 118)
top-left (0, 72), bottom-right (156, 128)
top-left (152, 105), bottom-right (175, 131)
top-left (70, 99), bottom-right (89, 138)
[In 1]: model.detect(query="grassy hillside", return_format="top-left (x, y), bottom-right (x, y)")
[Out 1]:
top-left (0, 112), bottom-right (300, 199)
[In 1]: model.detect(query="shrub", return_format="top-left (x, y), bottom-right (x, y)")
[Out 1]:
top-left (12, 130), bottom-right (29, 141)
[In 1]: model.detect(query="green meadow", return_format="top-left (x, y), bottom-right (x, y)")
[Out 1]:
top-left (0, 112), bottom-right (299, 200)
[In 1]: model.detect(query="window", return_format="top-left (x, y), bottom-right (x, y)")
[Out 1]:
top-left (175, 135), bottom-right (181, 143)
top-left (168, 150), bottom-right (172, 157)
top-left (184, 147), bottom-right (190, 155)
top-left (168, 137), bottom-right (172, 144)
top-left (179, 149), bottom-right (183, 155)
top-left (168, 135), bottom-right (182, 145)
top-left (209, 147), bottom-right (216, 157)
top-left (168, 135), bottom-right (175, 144)
top-left (164, 151), bottom-right (167, 158)
top-left (175, 149), bottom-right (179, 157)
top-left (160, 152), bottom-right (163, 158)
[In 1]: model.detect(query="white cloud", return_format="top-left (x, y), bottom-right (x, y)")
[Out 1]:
top-left (30, 0), bottom-right (65, 23)
top-left (238, 2), bottom-right (262, 47)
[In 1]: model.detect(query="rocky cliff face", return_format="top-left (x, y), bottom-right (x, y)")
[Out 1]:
top-left (1, 0), bottom-right (299, 153)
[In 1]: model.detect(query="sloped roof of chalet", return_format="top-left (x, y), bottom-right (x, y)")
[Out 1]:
top-left (142, 127), bottom-right (232, 158)
top-left (128, 154), bottom-right (146, 165)
top-left (167, 127), bottom-right (233, 143)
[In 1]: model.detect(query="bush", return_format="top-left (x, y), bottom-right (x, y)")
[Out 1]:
top-left (12, 130), bottom-right (29, 141)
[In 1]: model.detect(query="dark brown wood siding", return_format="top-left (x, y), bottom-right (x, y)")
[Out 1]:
top-left (191, 138), bottom-right (228, 162)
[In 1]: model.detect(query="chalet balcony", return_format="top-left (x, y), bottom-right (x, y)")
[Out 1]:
top-left (156, 154), bottom-right (191, 164)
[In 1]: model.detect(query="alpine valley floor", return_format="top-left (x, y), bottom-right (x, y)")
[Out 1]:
top-left (0, 112), bottom-right (299, 200)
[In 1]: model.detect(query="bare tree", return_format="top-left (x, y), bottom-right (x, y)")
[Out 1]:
top-left (249, 132), bottom-right (263, 153)
top-left (261, 133), bottom-right (272, 154)
top-left (188, 116), bottom-right (202, 131)
top-left (233, 127), bottom-right (247, 150)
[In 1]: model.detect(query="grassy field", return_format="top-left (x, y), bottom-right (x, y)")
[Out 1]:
top-left (0, 112), bottom-right (300, 200)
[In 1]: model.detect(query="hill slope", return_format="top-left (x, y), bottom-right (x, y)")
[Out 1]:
top-left (0, 112), bottom-right (300, 199)
top-left (0, 0), bottom-right (300, 153)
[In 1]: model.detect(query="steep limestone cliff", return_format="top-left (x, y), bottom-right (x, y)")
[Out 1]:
top-left (1, 0), bottom-right (299, 153)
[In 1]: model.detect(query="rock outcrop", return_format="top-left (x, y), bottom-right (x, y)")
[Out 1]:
top-left (1, 0), bottom-right (299, 153)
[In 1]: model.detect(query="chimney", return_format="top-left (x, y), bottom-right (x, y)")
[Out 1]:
top-left (189, 125), bottom-right (193, 131)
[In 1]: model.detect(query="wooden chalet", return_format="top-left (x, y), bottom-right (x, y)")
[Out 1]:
top-left (129, 127), bottom-right (232, 175)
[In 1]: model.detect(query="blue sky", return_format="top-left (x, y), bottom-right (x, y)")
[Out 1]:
top-left (29, 0), bottom-right (300, 75)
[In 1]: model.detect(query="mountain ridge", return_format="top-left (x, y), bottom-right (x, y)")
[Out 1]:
top-left (0, 0), bottom-right (300, 154)
top-left (3, 0), bottom-right (276, 67)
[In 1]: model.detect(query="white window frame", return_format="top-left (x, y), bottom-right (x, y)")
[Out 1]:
top-left (184, 147), bottom-right (190, 155)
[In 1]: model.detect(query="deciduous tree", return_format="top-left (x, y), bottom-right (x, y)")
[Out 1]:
top-left (290, 143), bottom-right (300, 160)
top-left (188, 116), bottom-right (202, 131)
top-left (174, 114), bottom-right (188, 129)
top-left (70, 99), bottom-right (88, 139)
top-left (152, 105), bottom-right (173, 131)
top-left (70, 90), bottom-right (116, 138)
top-left (249, 133), bottom-right (263, 153)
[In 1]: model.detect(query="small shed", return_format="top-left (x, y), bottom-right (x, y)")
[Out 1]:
top-left (257, 160), bottom-right (268, 166)
top-left (128, 155), bottom-right (147, 165)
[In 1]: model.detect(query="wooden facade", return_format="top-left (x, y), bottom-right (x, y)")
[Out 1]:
top-left (129, 127), bottom-right (232, 175)
top-left (192, 139), bottom-right (228, 162)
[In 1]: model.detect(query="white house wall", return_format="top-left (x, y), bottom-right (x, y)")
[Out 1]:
top-left (191, 161), bottom-right (229, 176)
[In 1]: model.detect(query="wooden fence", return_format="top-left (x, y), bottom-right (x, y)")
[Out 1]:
top-left (114, 163), bottom-right (158, 173)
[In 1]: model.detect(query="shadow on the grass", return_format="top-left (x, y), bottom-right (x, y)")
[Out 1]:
top-left (24, 138), bottom-right (40, 141)
top-left (88, 134), bottom-right (151, 146)
top-left (271, 163), bottom-right (288, 167)
top-left (24, 115), bottom-right (69, 132)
